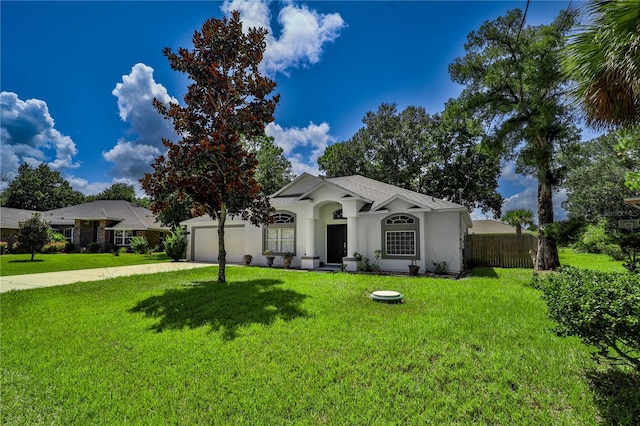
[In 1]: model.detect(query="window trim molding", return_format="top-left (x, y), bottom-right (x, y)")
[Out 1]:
top-left (381, 213), bottom-right (420, 260)
top-left (114, 229), bottom-right (134, 246)
top-left (263, 211), bottom-right (296, 255)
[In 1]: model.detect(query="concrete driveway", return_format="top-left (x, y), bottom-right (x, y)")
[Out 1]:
top-left (0, 262), bottom-right (215, 293)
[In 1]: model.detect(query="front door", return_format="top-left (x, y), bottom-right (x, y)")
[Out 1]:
top-left (327, 224), bottom-right (347, 264)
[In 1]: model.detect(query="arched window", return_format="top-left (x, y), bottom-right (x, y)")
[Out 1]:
top-left (381, 214), bottom-right (420, 259)
top-left (264, 212), bottom-right (295, 254)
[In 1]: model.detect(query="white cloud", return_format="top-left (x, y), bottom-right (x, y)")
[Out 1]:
top-left (0, 91), bottom-right (79, 179)
top-left (265, 121), bottom-right (335, 175)
top-left (499, 162), bottom-right (568, 222)
top-left (222, 0), bottom-right (345, 75)
top-left (102, 141), bottom-right (163, 180)
top-left (105, 63), bottom-right (177, 179)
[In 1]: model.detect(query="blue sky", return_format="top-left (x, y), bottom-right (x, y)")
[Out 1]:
top-left (2, 0), bottom-right (597, 219)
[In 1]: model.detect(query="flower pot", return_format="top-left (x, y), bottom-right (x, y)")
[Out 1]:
top-left (283, 258), bottom-right (292, 269)
top-left (408, 265), bottom-right (420, 276)
top-left (243, 255), bottom-right (252, 265)
top-left (266, 256), bottom-right (275, 267)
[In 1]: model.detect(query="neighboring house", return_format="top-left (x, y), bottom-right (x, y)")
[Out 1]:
top-left (470, 219), bottom-right (533, 235)
top-left (0, 200), bottom-right (169, 251)
top-left (0, 207), bottom-right (39, 248)
top-left (182, 173), bottom-right (472, 274)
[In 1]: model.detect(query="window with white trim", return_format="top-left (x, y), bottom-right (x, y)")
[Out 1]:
top-left (381, 214), bottom-right (420, 259)
top-left (114, 230), bottom-right (133, 246)
top-left (63, 228), bottom-right (74, 243)
top-left (264, 212), bottom-right (295, 254)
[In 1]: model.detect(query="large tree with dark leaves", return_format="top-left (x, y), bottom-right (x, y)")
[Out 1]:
top-left (449, 8), bottom-right (580, 270)
top-left (2, 163), bottom-right (84, 210)
top-left (318, 102), bottom-right (503, 217)
top-left (141, 12), bottom-right (279, 282)
top-left (562, 130), bottom-right (640, 226)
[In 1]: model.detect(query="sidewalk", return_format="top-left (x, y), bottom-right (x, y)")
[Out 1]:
top-left (0, 262), bottom-right (215, 293)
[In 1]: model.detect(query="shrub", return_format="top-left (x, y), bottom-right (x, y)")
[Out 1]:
top-left (545, 217), bottom-right (586, 247)
top-left (532, 266), bottom-right (640, 371)
top-left (129, 236), bottom-right (149, 254)
top-left (353, 250), bottom-right (381, 272)
top-left (433, 261), bottom-right (448, 275)
top-left (572, 221), bottom-right (610, 253)
top-left (48, 231), bottom-right (67, 243)
top-left (598, 243), bottom-right (625, 261)
top-left (41, 242), bottom-right (67, 254)
top-left (64, 242), bottom-right (76, 253)
top-left (164, 227), bottom-right (187, 261)
top-left (87, 242), bottom-right (101, 253)
top-left (0, 241), bottom-right (8, 255)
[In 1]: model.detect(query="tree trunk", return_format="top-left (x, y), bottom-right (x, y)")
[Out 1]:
top-left (216, 203), bottom-right (227, 283)
top-left (536, 179), bottom-right (560, 270)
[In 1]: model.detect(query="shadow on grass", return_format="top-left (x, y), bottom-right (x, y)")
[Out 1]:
top-left (8, 259), bottom-right (44, 263)
top-left (587, 368), bottom-right (640, 425)
top-left (468, 267), bottom-right (499, 279)
top-left (130, 278), bottom-right (309, 340)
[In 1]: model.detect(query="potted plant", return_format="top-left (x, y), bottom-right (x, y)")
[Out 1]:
top-left (263, 250), bottom-right (275, 267)
top-left (282, 251), bottom-right (294, 269)
top-left (243, 254), bottom-right (253, 265)
top-left (408, 258), bottom-right (420, 276)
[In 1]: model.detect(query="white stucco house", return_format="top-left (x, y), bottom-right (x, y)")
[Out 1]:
top-left (182, 174), bottom-right (472, 274)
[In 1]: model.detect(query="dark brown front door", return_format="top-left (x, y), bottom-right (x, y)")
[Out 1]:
top-left (327, 224), bottom-right (347, 264)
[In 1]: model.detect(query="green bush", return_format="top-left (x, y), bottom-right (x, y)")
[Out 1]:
top-left (42, 242), bottom-right (67, 254)
top-left (129, 236), bottom-right (149, 254)
top-left (572, 221), bottom-right (610, 253)
top-left (164, 227), bottom-right (187, 261)
top-left (87, 242), bottom-right (101, 253)
top-left (64, 242), bottom-right (76, 253)
top-left (532, 266), bottom-right (640, 371)
top-left (0, 241), bottom-right (8, 255)
top-left (353, 250), bottom-right (381, 272)
top-left (598, 243), bottom-right (625, 261)
top-left (545, 218), bottom-right (586, 247)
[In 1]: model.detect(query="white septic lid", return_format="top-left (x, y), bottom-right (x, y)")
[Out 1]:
top-left (372, 290), bottom-right (401, 297)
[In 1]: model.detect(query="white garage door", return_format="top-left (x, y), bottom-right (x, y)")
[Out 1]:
top-left (192, 225), bottom-right (245, 263)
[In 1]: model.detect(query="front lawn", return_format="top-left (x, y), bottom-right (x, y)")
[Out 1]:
top-left (0, 252), bottom-right (172, 276)
top-left (1, 266), bottom-right (617, 424)
top-left (558, 247), bottom-right (627, 272)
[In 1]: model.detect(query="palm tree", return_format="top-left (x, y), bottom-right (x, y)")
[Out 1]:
top-left (563, 0), bottom-right (640, 129)
top-left (502, 209), bottom-right (535, 239)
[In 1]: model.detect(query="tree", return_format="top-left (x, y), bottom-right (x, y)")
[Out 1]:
top-left (89, 182), bottom-right (136, 202)
top-left (563, 0), bottom-right (640, 129)
top-left (614, 126), bottom-right (640, 191)
top-left (152, 193), bottom-right (194, 230)
top-left (249, 135), bottom-right (295, 195)
top-left (141, 12), bottom-right (279, 283)
top-left (561, 130), bottom-right (640, 225)
top-left (318, 102), bottom-right (503, 216)
top-left (449, 8), bottom-right (580, 270)
top-left (2, 163), bottom-right (85, 210)
top-left (501, 209), bottom-right (535, 238)
top-left (17, 213), bottom-right (50, 261)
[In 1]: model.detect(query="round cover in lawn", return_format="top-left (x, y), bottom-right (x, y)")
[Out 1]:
top-left (371, 290), bottom-right (404, 303)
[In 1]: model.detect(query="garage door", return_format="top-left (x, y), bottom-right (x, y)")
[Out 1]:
top-left (192, 225), bottom-right (245, 263)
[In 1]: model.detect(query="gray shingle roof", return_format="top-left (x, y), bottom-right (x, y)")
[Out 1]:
top-left (326, 175), bottom-right (466, 212)
top-left (0, 207), bottom-right (39, 230)
top-left (41, 200), bottom-right (168, 230)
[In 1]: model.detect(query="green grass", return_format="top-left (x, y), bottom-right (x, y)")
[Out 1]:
top-left (0, 252), bottom-right (171, 276)
top-left (558, 247), bottom-right (627, 272)
top-left (3, 266), bottom-right (626, 424)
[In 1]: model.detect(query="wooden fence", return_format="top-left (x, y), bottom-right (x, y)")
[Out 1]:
top-left (465, 234), bottom-right (538, 269)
